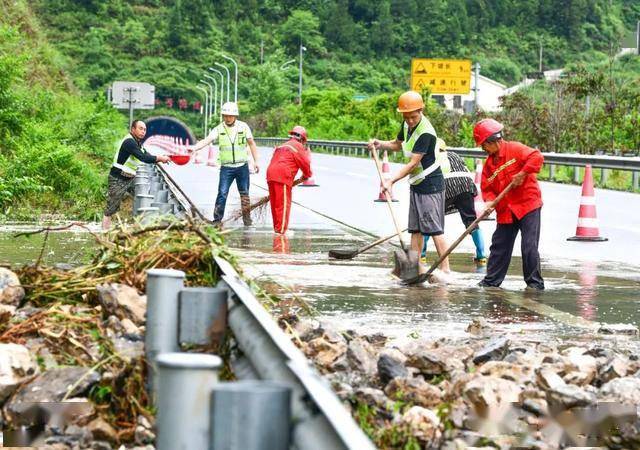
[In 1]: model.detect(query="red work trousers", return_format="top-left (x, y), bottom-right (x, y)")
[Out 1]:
top-left (268, 181), bottom-right (293, 234)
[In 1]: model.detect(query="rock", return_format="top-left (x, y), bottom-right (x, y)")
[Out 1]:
top-left (0, 343), bottom-right (39, 402)
top-left (135, 425), bottom-right (155, 445)
top-left (561, 347), bottom-right (598, 386)
top-left (463, 375), bottom-right (522, 419)
top-left (121, 318), bottom-right (141, 335)
top-left (91, 441), bottom-right (114, 450)
top-left (306, 337), bottom-right (347, 371)
top-left (362, 332), bottom-right (387, 346)
top-left (5, 367), bottom-right (100, 423)
top-left (292, 319), bottom-right (323, 342)
top-left (12, 305), bottom-right (42, 322)
top-left (600, 377), bottom-right (640, 404)
top-left (0, 304), bottom-right (16, 323)
top-left (354, 387), bottom-right (393, 411)
top-left (598, 356), bottom-right (629, 384)
top-left (346, 338), bottom-right (377, 375)
top-left (398, 406), bottom-right (441, 447)
top-left (97, 283), bottom-right (146, 325)
top-left (377, 349), bottom-right (408, 384)
top-left (546, 383), bottom-right (597, 411)
top-left (522, 398), bottom-right (549, 417)
top-left (535, 368), bottom-right (566, 391)
top-left (466, 317), bottom-right (491, 336)
top-left (0, 268), bottom-right (25, 306)
top-left (598, 323), bottom-right (639, 336)
top-left (110, 336), bottom-right (144, 362)
top-left (88, 417), bottom-right (118, 443)
top-left (472, 336), bottom-right (510, 365)
top-left (137, 414), bottom-right (153, 429)
top-left (478, 361), bottom-right (534, 384)
top-left (62, 398), bottom-right (95, 425)
top-left (384, 377), bottom-right (442, 408)
top-left (408, 350), bottom-right (447, 375)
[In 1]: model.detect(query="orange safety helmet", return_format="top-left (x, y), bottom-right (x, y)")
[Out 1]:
top-left (288, 125), bottom-right (308, 144)
top-left (473, 118), bottom-right (504, 146)
top-left (397, 91), bottom-right (425, 113)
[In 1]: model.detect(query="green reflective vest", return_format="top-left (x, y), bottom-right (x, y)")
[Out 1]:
top-left (402, 116), bottom-right (441, 185)
top-left (215, 123), bottom-right (248, 165)
top-left (112, 134), bottom-right (145, 176)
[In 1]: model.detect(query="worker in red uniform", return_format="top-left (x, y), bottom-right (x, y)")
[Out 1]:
top-left (474, 119), bottom-right (545, 290)
top-left (266, 126), bottom-right (313, 234)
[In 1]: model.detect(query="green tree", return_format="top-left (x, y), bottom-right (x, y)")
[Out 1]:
top-left (279, 10), bottom-right (325, 55)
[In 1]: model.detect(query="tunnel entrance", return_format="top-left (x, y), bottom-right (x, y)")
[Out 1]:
top-left (143, 116), bottom-right (196, 144)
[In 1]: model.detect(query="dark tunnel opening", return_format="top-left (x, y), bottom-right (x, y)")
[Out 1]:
top-left (142, 116), bottom-right (196, 144)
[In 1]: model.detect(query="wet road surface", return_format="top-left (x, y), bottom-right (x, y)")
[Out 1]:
top-left (153, 147), bottom-right (640, 345)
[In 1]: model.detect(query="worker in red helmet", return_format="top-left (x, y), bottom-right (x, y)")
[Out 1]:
top-left (266, 126), bottom-right (313, 234)
top-left (474, 118), bottom-right (545, 290)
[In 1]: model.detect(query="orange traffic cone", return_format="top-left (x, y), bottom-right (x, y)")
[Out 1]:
top-left (473, 162), bottom-right (494, 220)
top-left (567, 164), bottom-right (608, 241)
top-left (300, 151), bottom-right (319, 187)
top-left (206, 145), bottom-right (217, 166)
top-left (374, 150), bottom-right (398, 202)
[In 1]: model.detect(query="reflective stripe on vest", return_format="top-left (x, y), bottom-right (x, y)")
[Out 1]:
top-left (486, 158), bottom-right (517, 184)
top-left (112, 134), bottom-right (144, 176)
top-left (217, 123), bottom-right (248, 165)
top-left (403, 117), bottom-right (440, 185)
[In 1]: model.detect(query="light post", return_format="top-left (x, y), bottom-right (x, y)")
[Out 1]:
top-left (195, 85), bottom-right (208, 136)
top-left (199, 79), bottom-right (214, 133)
top-left (208, 67), bottom-right (225, 120)
top-left (298, 44), bottom-right (306, 104)
top-left (280, 59), bottom-right (296, 71)
top-left (215, 62), bottom-right (231, 103)
top-left (203, 73), bottom-right (218, 120)
top-left (222, 54), bottom-right (238, 102)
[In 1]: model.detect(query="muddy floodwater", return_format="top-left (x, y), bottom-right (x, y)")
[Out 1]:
top-left (226, 223), bottom-right (640, 350)
top-left (2, 220), bottom-right (638, 351)
top-left (0, 224), bottom-right (98, 267)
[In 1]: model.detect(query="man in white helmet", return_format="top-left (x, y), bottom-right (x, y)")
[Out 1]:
top-left (190, 101), bottom-right (259, 226)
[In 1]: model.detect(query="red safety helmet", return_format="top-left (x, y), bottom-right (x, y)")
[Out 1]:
top-left (289, 125), bottom-right (308, 143)
top-left (473, 119), bottom-right (504, 146)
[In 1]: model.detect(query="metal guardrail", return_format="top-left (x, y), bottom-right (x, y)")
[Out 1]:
top-left (148, 162), bottom-right (376, 450)
top-left (255, 137), bottom-right (640, 189)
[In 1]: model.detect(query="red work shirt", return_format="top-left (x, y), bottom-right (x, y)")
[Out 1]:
top-left (266, 139), bottom-right (313, 186)
top-left (481, 140), bottom-right (544, 224)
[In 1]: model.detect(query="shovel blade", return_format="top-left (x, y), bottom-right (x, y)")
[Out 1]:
top-left (328, 248), bottom-right (358, 259)
top-left (392, 249), bottom-right (420, 280)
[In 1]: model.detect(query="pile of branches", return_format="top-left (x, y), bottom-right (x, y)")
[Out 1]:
top-left (1, 218), bottom-right (238, 437)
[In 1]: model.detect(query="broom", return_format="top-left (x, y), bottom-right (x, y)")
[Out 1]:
top-left (222, 178), bottom-right (305, 225)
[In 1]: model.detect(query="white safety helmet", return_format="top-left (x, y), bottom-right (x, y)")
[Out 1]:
top-left (221, 102), bottom-right (239, 116)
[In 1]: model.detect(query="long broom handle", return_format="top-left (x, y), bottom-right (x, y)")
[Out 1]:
top-left (357, 228), bottom-right (409, 255)
top-left (371, 148), bottom-right (408, 251)
top-left (424, 180), bottom-right (517, 277)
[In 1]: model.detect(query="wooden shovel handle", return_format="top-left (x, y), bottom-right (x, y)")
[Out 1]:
top-left (424, 180), bottom-right (517, 276)
top-left (371, 148), bottom-right (407, 250)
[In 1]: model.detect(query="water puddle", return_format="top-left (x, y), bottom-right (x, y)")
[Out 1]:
top-left (226, 224), bottom-right (640, 347)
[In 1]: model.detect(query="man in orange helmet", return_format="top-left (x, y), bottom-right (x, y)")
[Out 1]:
top-left (266, 126), bottom-right (313, 234)
top-left (367, 91), bottom-right (450, 275)
top-left (473, 118), bottom-right (545, 290)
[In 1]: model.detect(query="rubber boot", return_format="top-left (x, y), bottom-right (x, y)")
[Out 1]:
top-left (240, 195), bottom-right (253, 226)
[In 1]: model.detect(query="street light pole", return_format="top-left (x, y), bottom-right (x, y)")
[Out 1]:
top-left (298, 43), bottom-right (306, 104)
top-left (203, 74), bottom-right (218, 119)
top-left (196, 85), bottom-right (208, 136)
top-left (222, 54), bottom-right (238, 103)
top-left (199, 79), bottom-right (214, 133)
top-left (280, 59), bottom-right (296, 71)
top-left (208, 67), bottom-right (225, 120)
top-left (215, 62), bottom-right (231, 102)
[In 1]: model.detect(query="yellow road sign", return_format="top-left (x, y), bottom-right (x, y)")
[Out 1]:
top-left (411, 59), bottom-right (472, 95)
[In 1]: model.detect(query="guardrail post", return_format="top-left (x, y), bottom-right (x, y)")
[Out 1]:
top-left (157, 353), bottom-right (222, 450)
top-left (145, 268), bottom-right (185, 400)
top-left (633, 171), bottom-right (639, 191)
top-left (573, 166), bottom-right (581, 183)
top-left (600, 168), bottom-right (608, 186)
top-left (178, 287), bottom-right (228, 348)
top-left (211, 381), bottom-right (291, 450)
top-left (548, 164), bottom-right (555, 181)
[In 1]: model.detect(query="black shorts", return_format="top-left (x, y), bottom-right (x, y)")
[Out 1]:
top-left (104, 174), bottom-right (134, 216)
top-left (446, 192), bottom-right (478, 229)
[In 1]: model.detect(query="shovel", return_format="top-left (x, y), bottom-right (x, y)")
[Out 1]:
top-left (402, 180), bottom-right (517, 285)
top-left (328, 228), bottom-right (408, 260)
top-left (371, 148), bottom-right (420, 281)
